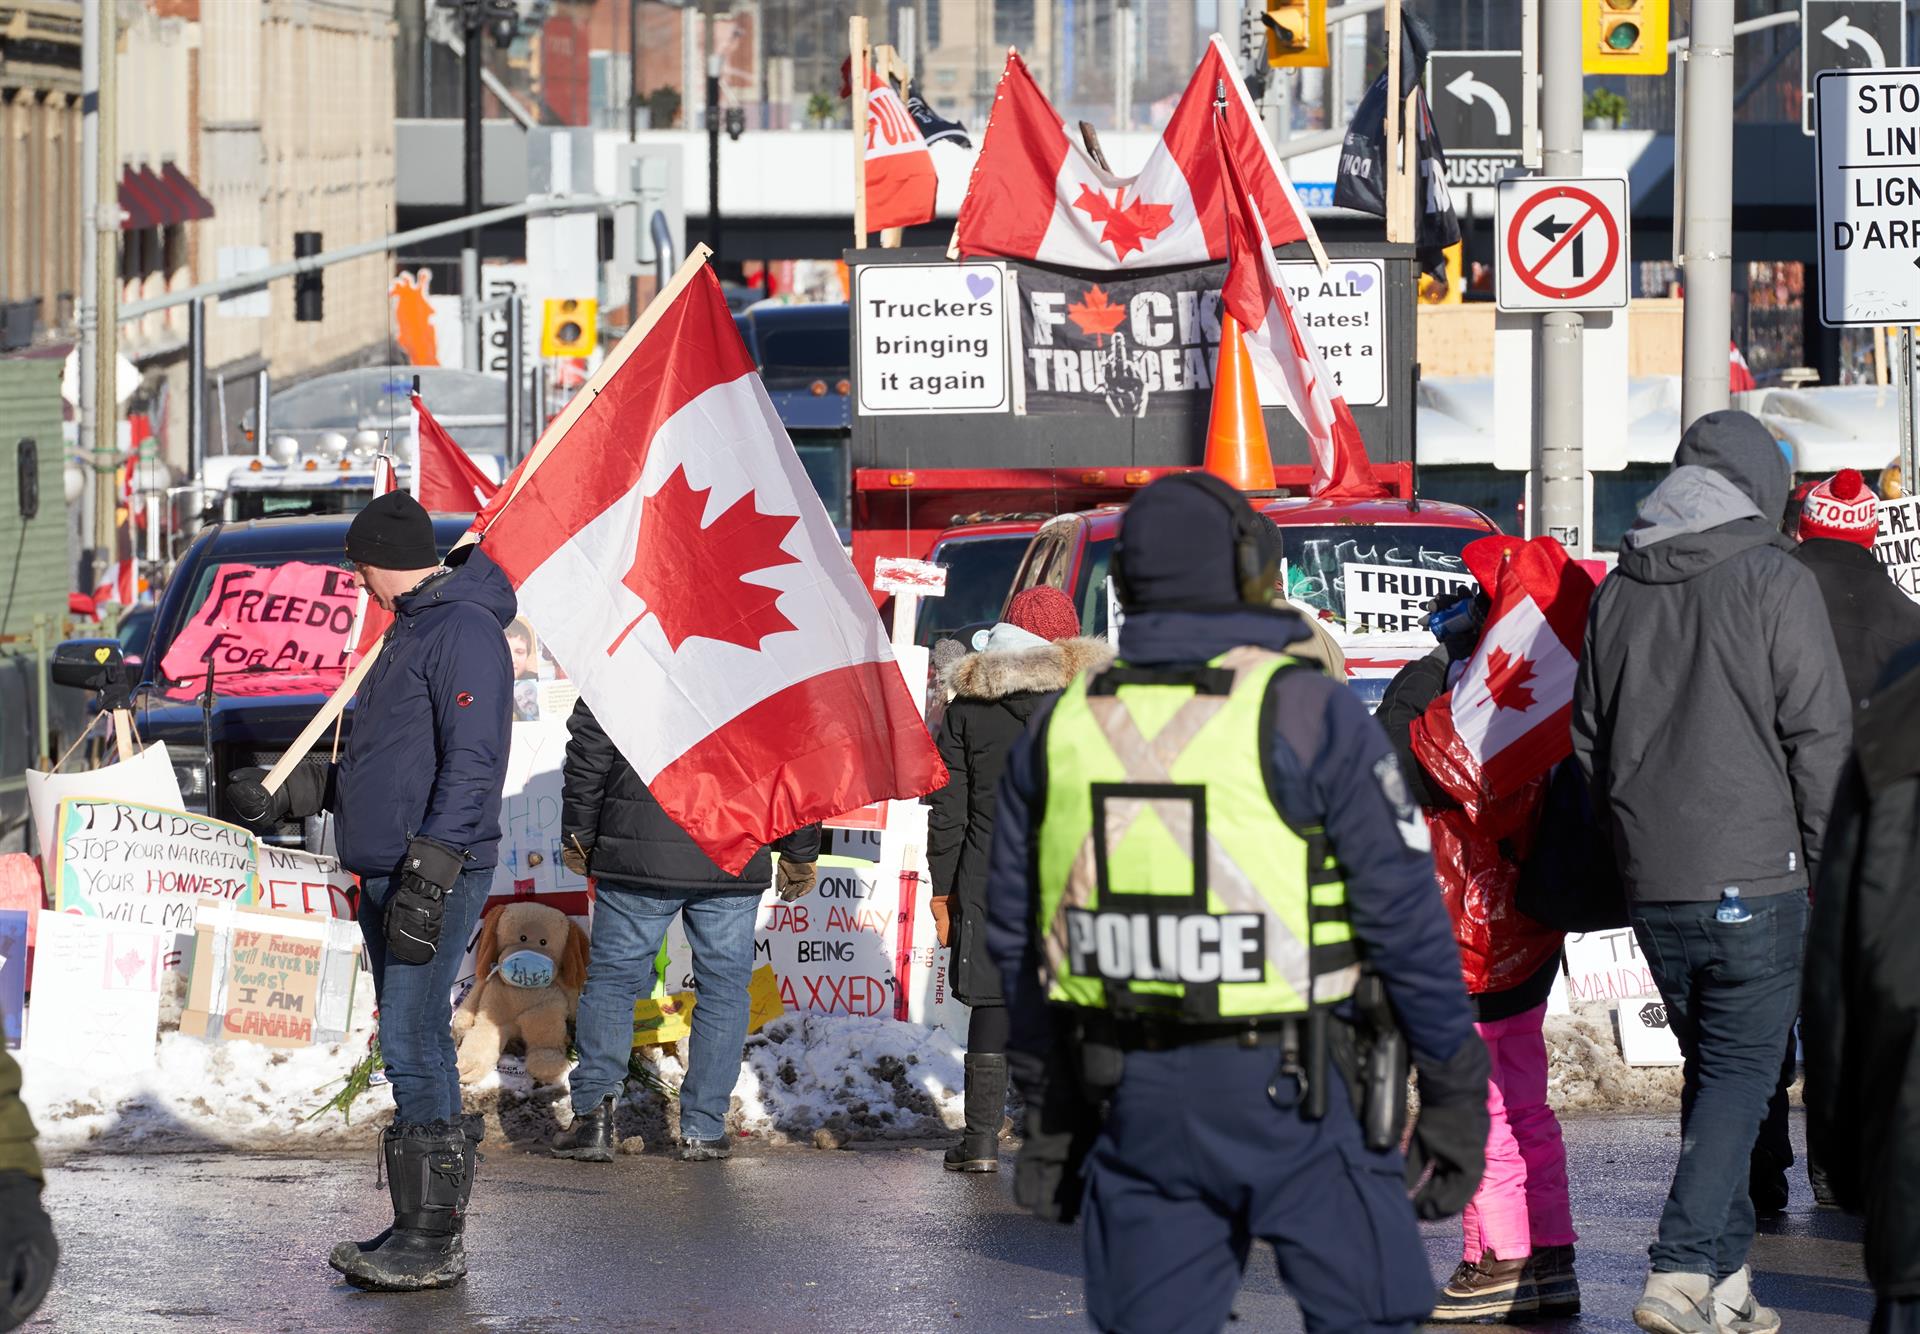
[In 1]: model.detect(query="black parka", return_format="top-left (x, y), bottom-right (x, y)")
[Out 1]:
top-left (1804, 645), bottom-right (1920, 1300)
top-left (561, 700), bottom-right (818, 892)
top-left (1795, 537), bottom-right (1920, 711)
top-left (926, 636), bottom-right (1112, 1005)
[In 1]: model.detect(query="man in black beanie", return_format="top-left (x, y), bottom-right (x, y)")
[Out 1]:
top-left (981, 472), bottom-right (1488, 1333)
top-left (226, 490), bottom-right (518, 1292)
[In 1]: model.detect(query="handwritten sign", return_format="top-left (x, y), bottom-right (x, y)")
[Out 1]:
top-left (1342, 563), bottom-right (1476, 635)
top-left (21, 910), bottom-right (164, 1071)
top-left (255, 845), bottom-right (356, 919)
top-left (53, 798), bottom-right (257, 969)
top-left (1875, 497), bottom-right (1920, 603)
top-left (181, 903), bottom-right (361, 1049)
top-left (26, 742), bottom-right (185, 868)
top-left (1561, 927), bottom-right (1660, 1003)
top-left (158, 561), bottom-right (361, 696)
top-left (873, 557), bottom-right (949, 598)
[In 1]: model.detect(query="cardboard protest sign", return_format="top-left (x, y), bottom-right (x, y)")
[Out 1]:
top-left (1617, 995), bottom-right (1684, 1067)
top-left (157, 560), bottom-right (361, 699)
top-left (26, 742), bottom-right (184, 867)
top-left (0, 910), bottom-right (24, 1049)
top-left (254, 845), bottom-right (356, 919)
top-left (1874, 497), bottom-right (1920, 603)
top-left (1341, 564), bottom-right (1476, 635)
top-left (181, 903), bottom-right (361, 1049)
top-left (21, 909), bottom-right (164, 1072)
top-left (633, 965), bottom-right (785, 1049)
top-left (1561, 927), bottom-right (1660, 1003)
top-left (52, 797), bottom-right (257, 971)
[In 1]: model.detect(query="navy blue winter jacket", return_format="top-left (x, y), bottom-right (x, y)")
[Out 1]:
top-left (983, 606), bottom-right (1477, 1070)
top-left (334, 547), bottom-right (517, 877)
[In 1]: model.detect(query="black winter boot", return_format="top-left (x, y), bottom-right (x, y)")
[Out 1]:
top-left (944, 1053), bottom-right (1008, 1173)
top-left (343, 1128), bottom-right (479, 1257)
top-left (328, 1122), bottom-right (469, 1291)
top-left (551, 1097), bottom-right (618, 1162)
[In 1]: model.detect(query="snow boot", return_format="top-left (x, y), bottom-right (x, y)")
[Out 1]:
top-left (329, 1122), bottom-right (469, 1291)
top-left (551, 1097), bottom-right (618, 1162)
top-left (1428, 1253), bottom-right (1538, 1322)
top-left (944, 1053), bottom-right (1007, 1173)
top-left (1526, 1243), bottom-right (1581, 1316)
top-left (342, 1127), bottom-right (478, 1258)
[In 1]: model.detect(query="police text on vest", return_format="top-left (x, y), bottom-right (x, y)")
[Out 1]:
top-left (1066, 909), bottom-right (1266, 985)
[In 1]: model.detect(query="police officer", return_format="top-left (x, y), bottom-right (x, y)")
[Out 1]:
top-left (227, 490), bottom-right (517, 1293)
top-left (984, 474), bottom-right (1491, 1333)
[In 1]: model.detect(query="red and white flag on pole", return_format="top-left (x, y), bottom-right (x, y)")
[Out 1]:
top-left (1410, 536), bottom-right (1596, 805)
top-left (475, 264), bottom-right (947, 873)
top-left (1729, 340), bottom-right (1755, 393)
top-left (954, 35), bottom-right (1321, 270)
top-left (864, 65), bottom-right (938, 231)
top-left (411, 391), bottom-right (501, 514)
top-left (344, 455), bottom-right (400, 665)
top-left (1215, 114), bottom-right (1385, 499)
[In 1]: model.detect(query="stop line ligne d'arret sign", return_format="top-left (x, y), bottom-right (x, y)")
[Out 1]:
top-left (1817, 67), bottom-right (1920, 326)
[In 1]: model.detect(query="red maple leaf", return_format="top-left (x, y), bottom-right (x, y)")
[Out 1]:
top-left (1072, 185), bottom-right (1174, 261)
top-left (611, 465), bottom-right (801, 655)
top-left (1483, 647), bottom-right (1537, 713)
top-left (1066, 285), bottom-right (1127, 344)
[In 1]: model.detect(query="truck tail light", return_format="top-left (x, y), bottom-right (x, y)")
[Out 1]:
top-left (888, 472), bottom-right (916, 487)
top-left (1124, 470), bottom-right (1152, 485)
top-left (1079, 470), bottom-right (1107, 485)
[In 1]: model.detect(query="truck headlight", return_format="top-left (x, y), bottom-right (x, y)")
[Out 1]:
top-left (169, 745), bottom-right (210, 809)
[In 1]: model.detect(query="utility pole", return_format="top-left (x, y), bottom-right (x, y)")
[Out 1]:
top-left (78, 0), bottom-right (100, 584)
top-left (628, 0), bottom-right (641, 321)
top-left (1680, 0), bottom-right (1735, 429)
top-left (461, 0), bottom-right (484, 371)
top-left (1535, 0), bottom-right (1585, 555)
top-left (1113, 0), bottom-right (1134, 134)
top-left (705, 0), bottom-right (721, 265)
top-left (90, 0), bottom-right (119, 579)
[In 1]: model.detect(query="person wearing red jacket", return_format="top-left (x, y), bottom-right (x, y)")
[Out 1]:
top-left (1378, 588), bottom-right (1577, 1324)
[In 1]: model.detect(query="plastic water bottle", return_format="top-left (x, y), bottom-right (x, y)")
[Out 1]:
top-left (1716, 888), bottom-right (1752, 924)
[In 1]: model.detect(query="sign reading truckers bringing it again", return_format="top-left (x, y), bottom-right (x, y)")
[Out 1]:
top-left (1816, 66), bottom-right (1920, 326)
top-left (855, 262), bottom-right (1012, 415)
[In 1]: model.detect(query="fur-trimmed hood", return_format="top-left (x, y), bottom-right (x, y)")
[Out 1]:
top-left (941, 636), bottom-right (1115, 702)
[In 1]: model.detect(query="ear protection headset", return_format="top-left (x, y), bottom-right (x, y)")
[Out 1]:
top-left (1111, 472), bottom-right (1280, 610)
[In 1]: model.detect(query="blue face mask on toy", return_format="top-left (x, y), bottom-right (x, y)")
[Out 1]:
top-left (496, 949), bottom-right (556, 990)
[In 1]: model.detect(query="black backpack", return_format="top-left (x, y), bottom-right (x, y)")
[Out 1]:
top-left (1515, 759), bottom-right (1627, 932)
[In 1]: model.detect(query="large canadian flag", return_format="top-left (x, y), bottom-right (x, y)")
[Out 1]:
top-left (412, 391), bottom-right (502, 514)
top-left (1215, 114), bottom-right (1385, 499)
top-left (475, 266), bottom-right (947, 873)
top-left (864, 65), bottom-right (938, 232)
top-left (1411, 537), bottom-right (1596, 805)
top-left (954, 35), bottom-right (1320, 270)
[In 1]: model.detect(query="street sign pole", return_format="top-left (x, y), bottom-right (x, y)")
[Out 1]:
top-left (1902, 328), bottom-right (1920, 494)
top-left (1682, 0), bottom-right (1737, 430)
top-left (1536, 0), bottom-right (1584, 555)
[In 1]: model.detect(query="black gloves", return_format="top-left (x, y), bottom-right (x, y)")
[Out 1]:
top-left (1009, 1028), bottom-right (1113, 1225)
top-left (385, 837), bottom-right (465, 966)
top-left (225, 757), bottom-right (331, 827)
top-left (1405, 1034), bottom-right (1491, 1220)
top-left (0, 1171), bottom-right (57, 1332)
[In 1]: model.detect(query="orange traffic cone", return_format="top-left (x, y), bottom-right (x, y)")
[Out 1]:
top-left (1204, 310), bottom-right (1276, 490)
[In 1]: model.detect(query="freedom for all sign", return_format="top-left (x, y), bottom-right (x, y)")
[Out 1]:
top-left (1014, 258), bottom-right (1385, 418)
top-left (157, 561), bottom-right (362, 699)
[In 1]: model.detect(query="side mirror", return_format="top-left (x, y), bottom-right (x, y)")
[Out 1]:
top-left (51, 639), bottom-right (129, 696)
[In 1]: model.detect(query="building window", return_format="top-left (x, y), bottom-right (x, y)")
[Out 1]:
top-left (994, 0), bottom-right (1034, 51)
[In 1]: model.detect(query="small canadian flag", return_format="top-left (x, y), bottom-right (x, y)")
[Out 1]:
top-left (1411, 536), bottom-right (1597, 805)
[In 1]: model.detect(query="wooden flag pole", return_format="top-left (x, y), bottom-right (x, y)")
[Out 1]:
top-left (876, 42), bottom-right (911, 249)
top-left (262, 243), bottom-right (719, 794)
top-left (851, 15), bottom-right (870, 247)
top-left (1384, 0), bottom-right (1409, 246)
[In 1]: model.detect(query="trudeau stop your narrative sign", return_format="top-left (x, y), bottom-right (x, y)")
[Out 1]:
top-left (1494, 176), bottom-right (1630, 313)
top-left (1816, 67), bottom-right (1920, 326)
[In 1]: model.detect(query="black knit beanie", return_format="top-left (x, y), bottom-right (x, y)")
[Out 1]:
top-left (345, 491), bottom-right (439, 569)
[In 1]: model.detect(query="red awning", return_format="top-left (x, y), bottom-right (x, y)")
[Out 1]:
top-left (117, 167), bottom-right (164, 230)
top-left (158, 162), bottom-right (215, 223)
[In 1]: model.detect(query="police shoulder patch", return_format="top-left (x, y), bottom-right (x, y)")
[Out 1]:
top-left (1373, 754), bottom-right (1431, 853)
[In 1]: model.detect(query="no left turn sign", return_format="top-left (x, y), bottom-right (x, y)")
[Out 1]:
top-left (1495, 176), bottom-right (1631, 312)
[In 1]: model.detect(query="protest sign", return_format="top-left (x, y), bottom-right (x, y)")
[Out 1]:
top-left (0, 910), bottom-right (24, 1048)
top-left (157, 561), bottom-right (361, 698)
top-left (22, 909), bottom-right (164, 1072)
top-left (181, 903), bottom-right (361, 1049)
top-left (52, 798), bottom-right (257, 971)
top-left (855, 262), bottom-right (1012, 416)
top-left (255, 845), bottom-right (356, 919)
top-left (26, 742), bottom-right (184, 867)
top-left (632, 966), bottom-right (786, 1049)
top-left (1875, 497), bottom-right (1920, 603)
top-left (0, 855), bottom-right (42, 948)
top-left (1342, 564), bottom-right (1476, 634)
top-left (1561, 927), bottom-right (1660, 1003)
top-left (1015, 259), bottom-right (1385, 418)
top-left (1617, 996), bottom-right (1685, 1066)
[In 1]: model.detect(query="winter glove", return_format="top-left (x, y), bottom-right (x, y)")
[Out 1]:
top-left (0, 1171), bottom-right (57, 1332)
top-left (385, 837), bottom-right (464, 966)
top-left (560, 839), bottom-right (591, 877)
top-left (929, 895), bottom-right (954, 947)
top-left (775, 858), bottom-right (817, 902)
top-left (1405, 1034), bottom-right (1491, 1220)
top-left (225, 757), bottom-right (330, 826)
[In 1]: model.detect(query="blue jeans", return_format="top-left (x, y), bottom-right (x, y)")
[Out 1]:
top-left (358, 866), bottom-right (492, 1125)
top-left (1630, 890), bottom-right (1808, 1278)
top-left (571, 885), bottom-right (760, 1142)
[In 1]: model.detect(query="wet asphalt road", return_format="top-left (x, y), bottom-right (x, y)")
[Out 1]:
top-left (31, 1111), bottom-right (1872, 1333)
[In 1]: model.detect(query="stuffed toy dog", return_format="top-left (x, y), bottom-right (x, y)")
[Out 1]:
top-left (453, 900), bottom-right (590, 1086)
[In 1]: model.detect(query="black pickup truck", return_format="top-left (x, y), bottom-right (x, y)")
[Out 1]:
top-left (54, 513), bottom-right (475, 839)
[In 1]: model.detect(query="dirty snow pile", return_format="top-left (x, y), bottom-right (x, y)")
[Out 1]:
top-left (1545, 1003), bottom-right (1685, 1112)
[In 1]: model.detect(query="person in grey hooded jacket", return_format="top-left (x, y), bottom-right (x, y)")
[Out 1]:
top-left (1573, 410), bottom-right (1850, 1334)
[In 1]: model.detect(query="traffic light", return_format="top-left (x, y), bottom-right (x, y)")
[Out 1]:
top-left (1582, 0), bottom-right (1669, 76)
top-left (1264, 0), bottom-right (1328, 69)
top-left (293, 232), bottom-right (322, 323)
top-left (540, 297), bottom-right (597, 357)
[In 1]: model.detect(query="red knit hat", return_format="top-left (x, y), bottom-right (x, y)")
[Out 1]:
top-left (1797, 469), bottom-right (1879, 547)
top-left (1004, 586), bottom-right (1081, 642)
